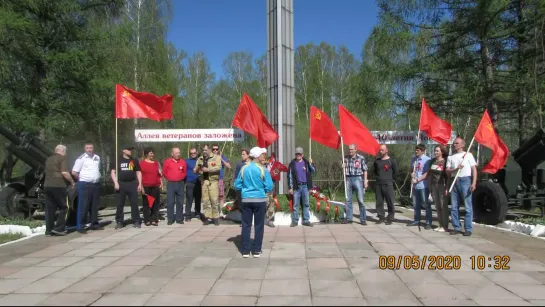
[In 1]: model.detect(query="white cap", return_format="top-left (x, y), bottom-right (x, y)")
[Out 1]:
top-left (260, 148), bottom-right (267, 154)
top-left (250, 147), bottom-right (263, 158)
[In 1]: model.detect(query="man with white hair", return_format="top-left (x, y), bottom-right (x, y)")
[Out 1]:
top-left (44, 145), bottom-right (76, 236)
top-left (235, 147), bottom-right (274, 258)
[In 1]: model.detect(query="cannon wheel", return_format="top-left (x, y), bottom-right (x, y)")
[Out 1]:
top-left (472, 181), bottom-right (508, 225)
top-left (0, 185), bottom-right (27, 219)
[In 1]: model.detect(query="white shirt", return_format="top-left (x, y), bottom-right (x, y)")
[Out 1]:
top-left (446, 151), bottom-right (476, 178)
top-left (72, 153), bottom-right (101, 183)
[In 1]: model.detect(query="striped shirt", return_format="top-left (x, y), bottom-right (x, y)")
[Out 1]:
top-left (344, 154), bottom-right (368, 176)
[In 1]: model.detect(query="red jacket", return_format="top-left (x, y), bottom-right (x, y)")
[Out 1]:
top-left (163, 158), bottom-right (187, 182)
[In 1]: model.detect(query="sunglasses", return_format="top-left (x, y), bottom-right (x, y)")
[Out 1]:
top-left (212, 148), bottom-right (219, 151)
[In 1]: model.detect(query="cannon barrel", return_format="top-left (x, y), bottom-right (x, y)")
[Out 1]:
top-left (6, 144), bottom-right (43, 170)
top-left (0, 125), bottom-right (54, 168)
top-left (511, 128), bottom-right (545, 171)
top-left (28, 136), bottom-right (53, 158)
top-left (0, 125), bottom-right (23, 146)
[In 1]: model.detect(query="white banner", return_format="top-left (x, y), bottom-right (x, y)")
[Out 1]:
top-left (371, 131), bottom-right (457, 145)
top-left (135, 129), bottom-right (245, 143)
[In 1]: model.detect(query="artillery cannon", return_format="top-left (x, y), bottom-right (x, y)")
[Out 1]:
top-left (472, 128), bottom-right (545, 225)
top-left (0, 125), bottom-right (55, 219)
top-left (0, 125), bottom-right (110, 227)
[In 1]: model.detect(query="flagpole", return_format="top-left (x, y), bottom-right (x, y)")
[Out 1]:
top-left (221, 124), bottom-right (233, 153)
top-left (309, 138), bottom-right (312, 159)
top-left (410, 98), bottom-right (424, 198)
top-left (340, 131), bottom-right (348, 201)
top-left (448, 136), bottom-right (476, 193)
top-left (115, 90), bottom-right (119, 182)
top-left (476, 144), bottom-right (481, 166)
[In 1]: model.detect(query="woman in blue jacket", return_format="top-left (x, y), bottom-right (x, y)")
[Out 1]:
top-left (234, 147), bottom-right (274, 258)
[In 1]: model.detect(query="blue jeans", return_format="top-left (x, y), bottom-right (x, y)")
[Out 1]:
top-left (241, 201), bottom-right (266, 254)
top-left (450, 176), bottom-right (473, 232)
top-left (345, 176), bottom-right (366, 222)
top-left (293, 185), bottom-right (310, 224)
top-left (412, 188), bottom-right (432, 225)
top-left (77, 181), bottom-right (100, 230)
top-left (167, 181), bottom-right (185, 223)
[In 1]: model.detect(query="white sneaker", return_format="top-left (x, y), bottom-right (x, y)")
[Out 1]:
top-left (242, 253), bottom-right (250, 258)
top-left (252, 251), bottom-right (262, 258)
top-left (435, 228), bottom-right (446, 232)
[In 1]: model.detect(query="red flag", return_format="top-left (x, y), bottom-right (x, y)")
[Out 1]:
top-left (146, 194), bottom-right (156, 209)
top-left (474, 110), bottom-right (509, 174)
top-left (269, 160), bottom-right (288, 182)
top-left (268, 154), bottom-right (276, 165)
top-left (310, 106), bottom-right (340, 149)
top-left (419, 98), bottom-right (452, 145)
top-left (232, 93), bottom-right (278, 147)
top-left (338, 105), bottom-right (380, 155)
top-left (115, 84), bottom-right (173, 121)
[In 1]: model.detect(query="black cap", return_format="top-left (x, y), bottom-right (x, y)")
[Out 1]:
top-left (122, 145), bottom-right (135, 150)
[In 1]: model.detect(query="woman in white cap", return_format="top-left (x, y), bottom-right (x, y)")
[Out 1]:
top-left (234, 147), bottom-right (274, 258)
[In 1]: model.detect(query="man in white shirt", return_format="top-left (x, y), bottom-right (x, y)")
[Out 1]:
top-left (446, 136), bottom-right (477, 236)
top-left (72, 141), bottom-right (102, 233)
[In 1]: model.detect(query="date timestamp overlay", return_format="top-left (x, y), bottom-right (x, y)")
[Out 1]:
top-left (378, 255), bottom-right (511, 270)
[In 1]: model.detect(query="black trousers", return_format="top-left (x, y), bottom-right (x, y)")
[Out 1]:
top-left (241, 201), bottom-right (266, 254)
top-left (376, 183), bottom-right (395, 219)
top-left (185, 181), bottom-right (202, 217)
top-left (77, 181), bottom-right (100, 230)
top-left (142, 186), bottom-right (160, 223)
top-left (115, 181), bottom-right (140, 224)
top-left (44, 187), bottom-right (68, 233)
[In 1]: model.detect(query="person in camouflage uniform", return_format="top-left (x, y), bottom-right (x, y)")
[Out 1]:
top-left (193, 144), bottom-right (223, 226)
top-left (258, 148), bottom-right (276, 227)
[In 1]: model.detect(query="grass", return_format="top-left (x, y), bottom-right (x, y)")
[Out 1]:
top-left (514, 217), bottom-right (545, 226)
top-left (0, 233), bottom-right (24, 244)
top-left (0, 217), bottom-right (44, 228)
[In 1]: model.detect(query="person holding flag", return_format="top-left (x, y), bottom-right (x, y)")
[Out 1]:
top-left (446, 109), bottom-right (509, 236)
top-left (288, 147), bottom-right (316, 227)
top-left (139, 147), bottom-right (162, 226)
top-left (446, 136), bottom-right (478, 236)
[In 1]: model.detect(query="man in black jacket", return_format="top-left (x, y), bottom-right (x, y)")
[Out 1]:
top-left (373, 144), bottom-right (397, 225)
top-left (287, 147), bottom-right (316, 227)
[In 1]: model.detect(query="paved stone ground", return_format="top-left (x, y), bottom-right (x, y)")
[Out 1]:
top-left (1, 203), bottom-right (545, 306)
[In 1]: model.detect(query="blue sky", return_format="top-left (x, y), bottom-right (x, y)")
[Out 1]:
top-left (166, 0), bottom-right (379, 79)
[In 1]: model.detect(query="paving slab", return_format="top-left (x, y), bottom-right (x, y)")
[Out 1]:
top-left (1, 202), bottom-right (545, 305)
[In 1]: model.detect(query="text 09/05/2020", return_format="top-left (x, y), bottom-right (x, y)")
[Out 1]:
top-left (378, 255), bottom-right (511, 271)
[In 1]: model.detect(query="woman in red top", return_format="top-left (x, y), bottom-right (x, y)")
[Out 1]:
top-left (140, 147), bottom-right (163, 226)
